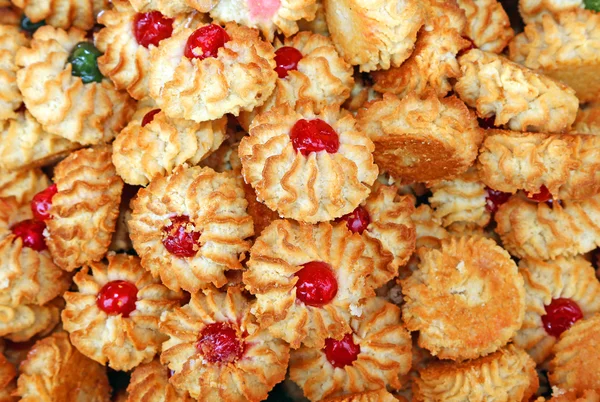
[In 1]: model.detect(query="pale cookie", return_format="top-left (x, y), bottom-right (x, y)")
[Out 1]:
top-left (457, 0), bottom-right (515, 53)
top-left (519, 0), bottom-right (589, 24)
top-left (0, 299), bottom-right (61, 342)
top-left (0, 25), bottom-right (28, 120)
top-left (11, 0), bottom-right (109, 30)
top-left (573, 102), bottom-right (600, 134)
top-left (130, 0), bottom-right (218, 17)
top-left (0, 167), bottom-right (50, 204)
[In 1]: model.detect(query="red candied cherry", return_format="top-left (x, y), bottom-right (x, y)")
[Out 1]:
top-left (184, 24), bottom-right (230, 60)
top-left (457, 36), bottom-right (477, 57)
top-left (196, 322), bottom-right (245, 364)
top-left (323, 333), bottom-right (360, 368)
top-left (141, 109), bottom-right (160, 127)
top-left (96, 280), bottom-right (138, 317)
top-left (485, 187), bottom-right (511, 214)
top-left (541, 298), bottom-right (583, 338)
top-left (337, 205), bottom-right (370, 234)
top-left (274, 46), bottom-right (303, 78)
top-left (162, 215), bottom-right (201, 258)
top-left (31, 184), bottom-right (58, 221)
top-left (290, 119), bottom-right (340, 156)
top-left (295, 261), bottom-right (338, 307)
top-left (133, 11), bottom-right (174, 48)
top-left (526, 185), bottom-right (553, 203)
top-left (11, 219), bottom-right (47, 251)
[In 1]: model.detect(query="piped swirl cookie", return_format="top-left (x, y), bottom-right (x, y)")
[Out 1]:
top-left (129, 0), bottom-right (218, 17)
top-left (11, 0), bottom-right (109, 30)
top-left (0, 167), bottom-right (50, 205)
top-left (456, 0), bottom-right (514, 53)
top-left (519, 0), bottom-right (591, 24)
top-left (0, 298), bottom-right (62, 342)
top-left (0, 25), bottom-right (28, 121)
top-left (127, 358), bottom-right (193, 402)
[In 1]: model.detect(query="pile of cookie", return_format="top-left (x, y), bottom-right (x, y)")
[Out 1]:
top-left (1, 0), bottom-right (599, 401)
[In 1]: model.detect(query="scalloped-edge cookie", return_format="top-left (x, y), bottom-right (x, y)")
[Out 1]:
top-left (46, 146), bottom-right (124, 271)
top-left (413, 345), bottom-right (539, 402)
top-left (240, 102), bottom-right (378, 223)
top-left (357, 92), bottom-right (483, 183)
top-left (289, 297), bottom-right (411, 401)
top-left (478, 130), bottom-right (600, 200)
top-left (494, 194), bottom-right (600, 260)
top-left (127, 358), bottom-right (193, 402)
top-left (514, 256), bottom-right (600, 364)
top-left (16, 26), bottom-right (135, 145)
top-left (0, 352), bottom-right (17, 402)
top-left (0, 299), bottom-right (62, 342)
top-left (113, 100), bottom-right (227, 186)
top-left (322, 388), bottom-right (399, 402)
top-left (149, 22), bottom-right (277, 123)
top-left (160, 286), bottom-right (290, 402)
top-left (509, 9), bottom-right (600, 103)
top-left (0, 167), bottom-right (50, 204)
top-left (519, 0), bottom-right (587, 24)
top-left (210, 0), bottom-right (318, 42)
top-left (323, 0), bottom-right (424, 72)
top-left (457, 0), bottom-right (514, 53)
top-left (573, 102), bottom-right (600, 134)
top-left (11, 0), bottom-right (109, 30)
top-left (129, 165), bottom-right (254, 292)
top-left (16, 331), bottom-right (111, 402)
top-left (455, 49), bottom-right (579, 133)
top-left (243, 219), bottom-right (389, 349)
top-left (402, 236), bottom-right (525, 361)
top-left (130, 0), bottom-right (218, 17)
top-left (0, 25), bottom-right (28, 120)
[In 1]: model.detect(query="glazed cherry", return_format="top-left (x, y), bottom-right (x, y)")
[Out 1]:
top-left (11, 219), bottom-right (47, 251)
top-left (133, 11), bottom-right (174, 48)
top-left (541, 298), bottom-right (583, 338)
top-left (295, 261), bottom-right (338, 307)
top-left (290, 119), bottom-right (340, 156)
top-left (184, 24), bottom-right (230, 60)
top-left (31, 184), bottom-right (58, 221)
top-left (338, 206), bottom-right (370, 234)
top-left (323, 333), bottom-right (360, 368)
top-left (96, 280), bottom-right (138, 317)
top-left (162, 215), bottom-right (201, 258)
top-left (274, 46), bottom-right (303, 78)
top-left (485, 187), bottom-right (511, 214)
top-left (526, 185), bottom-right (553, 203)
top-left (196, 322), bottom-right (245, 364)
top-left (141, 109), bottom-right (160, 127)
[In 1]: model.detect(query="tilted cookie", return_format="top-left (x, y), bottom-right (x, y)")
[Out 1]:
top-left (0, 167), bottom-right (50, 204)
top-left (478, 131), bottom-right (600, 200)
top-left (289, 297), bottom-right (412, 401)
top-left (0, 25), bottom-right (28, 120)
top-left (130, 0), bottom-right (218, 16)
top-left (456, 0), bottom-right (514, 53)
top-left (514, 256), bottom-right (600, 364)
top-left (11, 0), bottom-right (109, 30)
top-left (323, 0), bottom-right (425, 72)
top-left (509, 9), bottom-right (600, 103)
top-left (357, 92), bottom-right (483, 183)
top-left (127, 358), bottom-right (193, 402)
top-left (519, 0), bottom-right (591, 24)
top-left (402, 236), bottom-right (525, 361)
top-left (0, 298), bottom-right (62, 342)
top-left (240, 103), bottom-right (378, 223)
top-left (129, 166), bottom-right (253, 292)
top-left (243, 220), bottom-right (389, 348)
top-left (573, 102), bottom-right (600, 134)
top-left (455, 49), bottom-right (579, 133)
top-left (0, 352), bottom-right (16, 402)
top-left (160, 286), bottom-right (290, 402)
top-left (16, 26), bottom-right (135, 145)
top-left (149, 22), bottom-right (277, 122)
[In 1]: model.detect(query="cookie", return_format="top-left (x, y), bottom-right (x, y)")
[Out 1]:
top-left (11, 0), bottom-right (109, 30)
top-left (321, 388), bottom-right (399, 402)
top-left (0, 167), bottom-right (50, 204)
top-left (129, 0), bottom-right (218, 17)
top-left (573, 102), bottom-right (600, 134)
top-left (0, 25), bottom-right (28, 120)
top-left (519, 0), bottom-right (589, 24)
top-left (0, 299), bottom-right (62, 342)
top-left (457, 0), bottom-right (514, 53)
top-left (127, 359), bottom-right (193, 402)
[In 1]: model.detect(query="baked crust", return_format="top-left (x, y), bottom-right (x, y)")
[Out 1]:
top-left (127, 358), bottom-right (193, 402)
top-left (160, 286), bottom-right (290, 402)
top-left (519, 0), bottom-right (586, 24)
top-left (46, 146), bottom-right (124, 271)
top-left (129, 0), bottom-right (218, 16)
top-left (0, 299), bottom-right (62, 342)
top-left (357, 92), bottom-right (483, 183)
top-left (457, 0), bottom-right (514, 53)
top-left (0, 167), bottom-right (50, 204)
top-left (0, 352), bottom-right (17, 402)
top-left (11, 0), bottom-right (109, 30)
top-left (455, 49), bottom-right (579, 133)
top-left (573, 102), bottom-right (600, 134)
top-left (289, 297), bottom-right (411, 400)
top-left (0, 25), bottom-right (28, 121)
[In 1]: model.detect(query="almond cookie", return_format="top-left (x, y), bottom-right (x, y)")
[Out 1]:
top-left (456, 0), bottom-right (515, 53)
top-left (289, 297), bottom-right (412, 401)
top-left (210, 0), bottom-right (318, 42)
top-left (240, 103), bottom-right (378, 223)
top-left (11, 0), bottom-right (109, 30)
top-left (243, 219), bottom-right (389, 348)
top-left (0, 352), bottom-right (17, 402)
top-left (129, 166), bottom-right (253, 292)
top-left (46, 146), bottom-right (124, 271)
top-left (402, 236), bottom-right (525, 361)
top-left (0, 25), bottom-right (28, 120)
top-left (0, 167), bottom-right (50, 204)
top-left (413, 345), bottom-right (538, 402)
top-left (112, 101), bottom-right (227, 186)
top-left (129, 0), bottom-right (218, 17)
top-left (16, 331), bottom-right (111, 402)
top-left (357, 92), bottom-right (483, 183)
top-left (455, 49), bottom-right (579, 133)
top-left (127, 358), bottom-right (193, 402)
top-left (519, 0), bottom-right (590, 24)
top-left (16, 26), bottom-right (135, 145)
top-left (509, 10), bottom-right (600, 103)
top-left (514, 256), bottom-right (600, 364)
top-left (149, 22), bottom-right (277, 122)
top-left (160, 286), bottom-right (290, 402)
top-left (573, 102), bottom-right (600, 134)
top-left (0, 299), bottom-right (62, 342)
top-left (323, 0), bottom-right (424, 72)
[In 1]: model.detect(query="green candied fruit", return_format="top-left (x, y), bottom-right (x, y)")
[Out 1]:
top-left (67, 42), bottom-right (104, 84)
top-left (584, 0), bottom-right (600, 12)
top-left (20, 15), bottom-right (45, 33)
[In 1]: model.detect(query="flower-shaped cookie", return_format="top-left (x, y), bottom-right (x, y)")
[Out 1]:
top-left (0, 167), bottom-right (50, 204)
top-left (11, 0), bottom-right (109, 29)
top-left (0, 352), bottom-right (17, 402)
top-left (455, 49), bottom-right (579, 133)
top-left (573, 102), bottom-right (600, 134)
top-left (519, 0), bottom-right (590, 24)
top-left (160, 286), bottom-right (290, 402)
top-left (402, 236), bottom-right (525, 361)
top-left (16, 26), bottom-right (135, 145)
top-left (129, 165), bottom-right (254, 292)
top-left (16, 331), bottom-right (111, 402)
top-left (456, 0), bottom-right (514, 53)
top-left (46, 146), bottom-right (124, 271)
top-left (289, 297), bottom-right (412, 401)
top-left (112, 101), bottom-right (227, 186)
top-left (0, 298), bottom-right (62, 342)
top-left (514, 256), bottom-right (600, 364)
top-left (149, 22), bottom-right (277, 122)
top-left (0, 25), bottom-right (28, 121)
top-left (244, 220), bottom-right (389, 348)
top-left (240, 103), bottom-right (378, 223)
top-left (357, 92), bottom-right (483, 183)
top-left (127, 358), bottom-right (193, 402)
top-left (323, 0), bottom-right (424, 72)
top-left (62, 253), bottom-right (182, 370)
top-left (130, 0), bottom-right (218, 17)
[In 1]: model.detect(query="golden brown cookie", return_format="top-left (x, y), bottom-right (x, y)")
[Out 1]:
top-left (11, 0), bottom-right (109, 30)
top-left (519, 0), bottom-right (587, 24)
top-left (0, 352), bottom-right (17, 402)
top-left (573, 102), bottom-right (600, 134)
top-left (457, 0), bottom-right (515, 53)
top-left (127, 358), bottom-right (193, 402)
top-left (343, 73), bottom-right (381, 114)
top-left (0, 167), bottom-right (50, 204)
top-left (0, 298), bottom-right (62, 342)
top-left (543, 390), bottom-right (600, 402)
top-left (129, 0), bottom-right (217, 17)
top-left (0, 24), bottom-right (28, 121)
top-left (297, 0), bottom-right (329, 36)
top-left (321, 388), bottom-right (399, 402)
